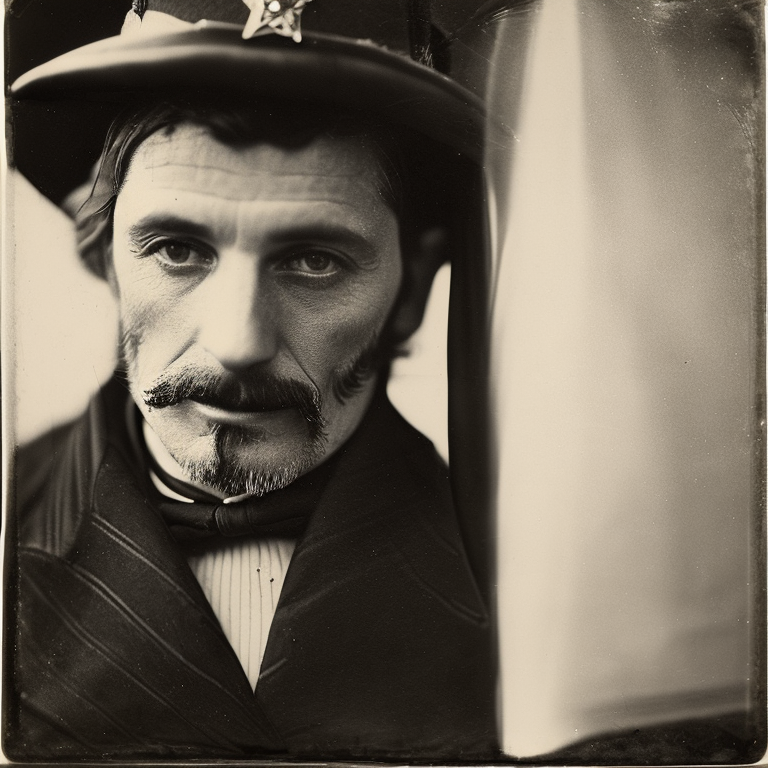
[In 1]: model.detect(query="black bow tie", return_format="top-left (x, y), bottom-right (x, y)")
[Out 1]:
top-left (153, 460), bottom-right (337, 542)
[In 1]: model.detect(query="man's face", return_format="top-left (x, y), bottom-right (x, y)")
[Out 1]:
top-left (111, 123), bottom-right (404, 497)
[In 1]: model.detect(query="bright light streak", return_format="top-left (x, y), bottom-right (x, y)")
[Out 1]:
top-left (492, 0), bottom-right (588, 753)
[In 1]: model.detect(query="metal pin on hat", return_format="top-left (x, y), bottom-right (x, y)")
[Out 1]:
top-left (242, 0), bottom-right (314, 42)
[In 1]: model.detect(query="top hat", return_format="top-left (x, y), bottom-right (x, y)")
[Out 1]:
top-left (9, 0), bottom-right (491, 207)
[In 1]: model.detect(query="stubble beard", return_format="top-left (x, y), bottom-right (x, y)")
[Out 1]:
top-left (180, 422), bottom-right (325, 498)
top-left (121, 323), bottom-right (388, 498)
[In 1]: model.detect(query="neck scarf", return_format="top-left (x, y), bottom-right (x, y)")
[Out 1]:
top-left (151, 457), bottom-right (338, 541)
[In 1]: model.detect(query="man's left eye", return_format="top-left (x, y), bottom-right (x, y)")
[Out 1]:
top-left (283, 251), bottom-right (342, 276)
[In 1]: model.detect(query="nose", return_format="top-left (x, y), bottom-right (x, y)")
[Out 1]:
top-left (197, 257), bottom-right (279, 370)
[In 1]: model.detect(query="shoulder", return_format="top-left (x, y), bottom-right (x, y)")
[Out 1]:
top-left (329, 391), bottom-right (489, 616)
top-left (356, 391), bottom-right (452, 487)
top-left (14, 421), bottom-right (76, 507)
top-left (13, 417), bottom-right (84, 554)
top-left (333, 391), bottom-right (458, 536)
top-left (12, 378), bottom-right (132, 555)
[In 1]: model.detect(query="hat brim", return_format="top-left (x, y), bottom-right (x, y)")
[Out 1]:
top-left (10, 26), bottom-right (485, 206)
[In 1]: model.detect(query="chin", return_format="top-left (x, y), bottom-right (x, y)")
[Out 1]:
top-left (155, 415), bottom-right (327, 498)
top-left (218, 426), bottom-right (327, 495)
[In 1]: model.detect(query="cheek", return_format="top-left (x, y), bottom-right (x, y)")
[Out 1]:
top-left (283, 269), bottom-right (402, 378)
top-left (115, 258), bottom-right (193, 380)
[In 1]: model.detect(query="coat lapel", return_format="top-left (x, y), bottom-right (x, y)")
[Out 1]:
top-left (256, 394), bottom-right (496, 759)
top-left (12, 381), bottom-right (284, 758)
top-left (11, 380), bottom-right (495, 760)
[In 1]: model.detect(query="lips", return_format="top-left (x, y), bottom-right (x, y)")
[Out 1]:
top-left (190, 399), bottom-right (302, 428)
top-left (186, 390), bottom-right (292, 413)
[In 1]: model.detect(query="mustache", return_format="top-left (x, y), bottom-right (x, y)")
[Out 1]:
top-left (141, 365), bottom-right (325, 434)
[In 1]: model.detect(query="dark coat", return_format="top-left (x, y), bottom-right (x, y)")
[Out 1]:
top-left (4, 377), bottom-right (497, 761)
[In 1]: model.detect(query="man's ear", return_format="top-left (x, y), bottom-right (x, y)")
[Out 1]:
top-left (389, 226), bottom-right (448, 342)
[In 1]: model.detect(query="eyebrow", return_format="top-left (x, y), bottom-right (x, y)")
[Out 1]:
top-left (125, 215), bottom-right (383, 262)
top-left (270, 223), bottom-right (379, 256)
top-left (127, 216), bottom-right (215, 243)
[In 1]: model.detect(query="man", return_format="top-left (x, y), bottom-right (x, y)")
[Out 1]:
top-left (4, 0), bottom-right (497, 761)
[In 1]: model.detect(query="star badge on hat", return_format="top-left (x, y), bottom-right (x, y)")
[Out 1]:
top-left (242, 0), bottom-right (314, 42)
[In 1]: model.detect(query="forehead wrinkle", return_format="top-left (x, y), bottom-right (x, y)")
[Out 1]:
top-left (135, 126), bottom-right (385, 180)
top-left (130, 163), bottom-right (385, 208)
top-left (141, 159), bottom-right (366, 178)
top-left (121, 126), bottom-right (394, 234)
top-left (144, 182), bottom-right (384, 206)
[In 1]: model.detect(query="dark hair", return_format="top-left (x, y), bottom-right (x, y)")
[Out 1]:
top-left (72, 96), bottom-right (452, 279)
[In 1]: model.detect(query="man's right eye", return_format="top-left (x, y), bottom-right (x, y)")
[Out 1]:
top-left (148, 240), bottom-right (213, 269)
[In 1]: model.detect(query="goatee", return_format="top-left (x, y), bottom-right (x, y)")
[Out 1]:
top-left (123, 327), bottom-right (392, 498)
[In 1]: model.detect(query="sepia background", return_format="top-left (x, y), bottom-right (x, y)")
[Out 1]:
top-left (5, 0), bottom-right (765, 760)
top-left (482, 0), bottom-right (762, 757)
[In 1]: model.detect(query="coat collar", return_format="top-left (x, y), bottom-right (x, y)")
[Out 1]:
top-left (14, 377), bottom-right (495, 759)
top-left (14, 379), bottom-right (285, 757)
top-left (255, 386), bottom-right (495, 758)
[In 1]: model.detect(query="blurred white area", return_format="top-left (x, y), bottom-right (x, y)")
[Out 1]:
top-left (491, 0), bottom-right (757, 757)
top-left (9, 172), bottom-right (118, 445)
top-left (388, 264), bottom-right (450, 460)
top-left (7, 171), bottom-right (450, 458)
